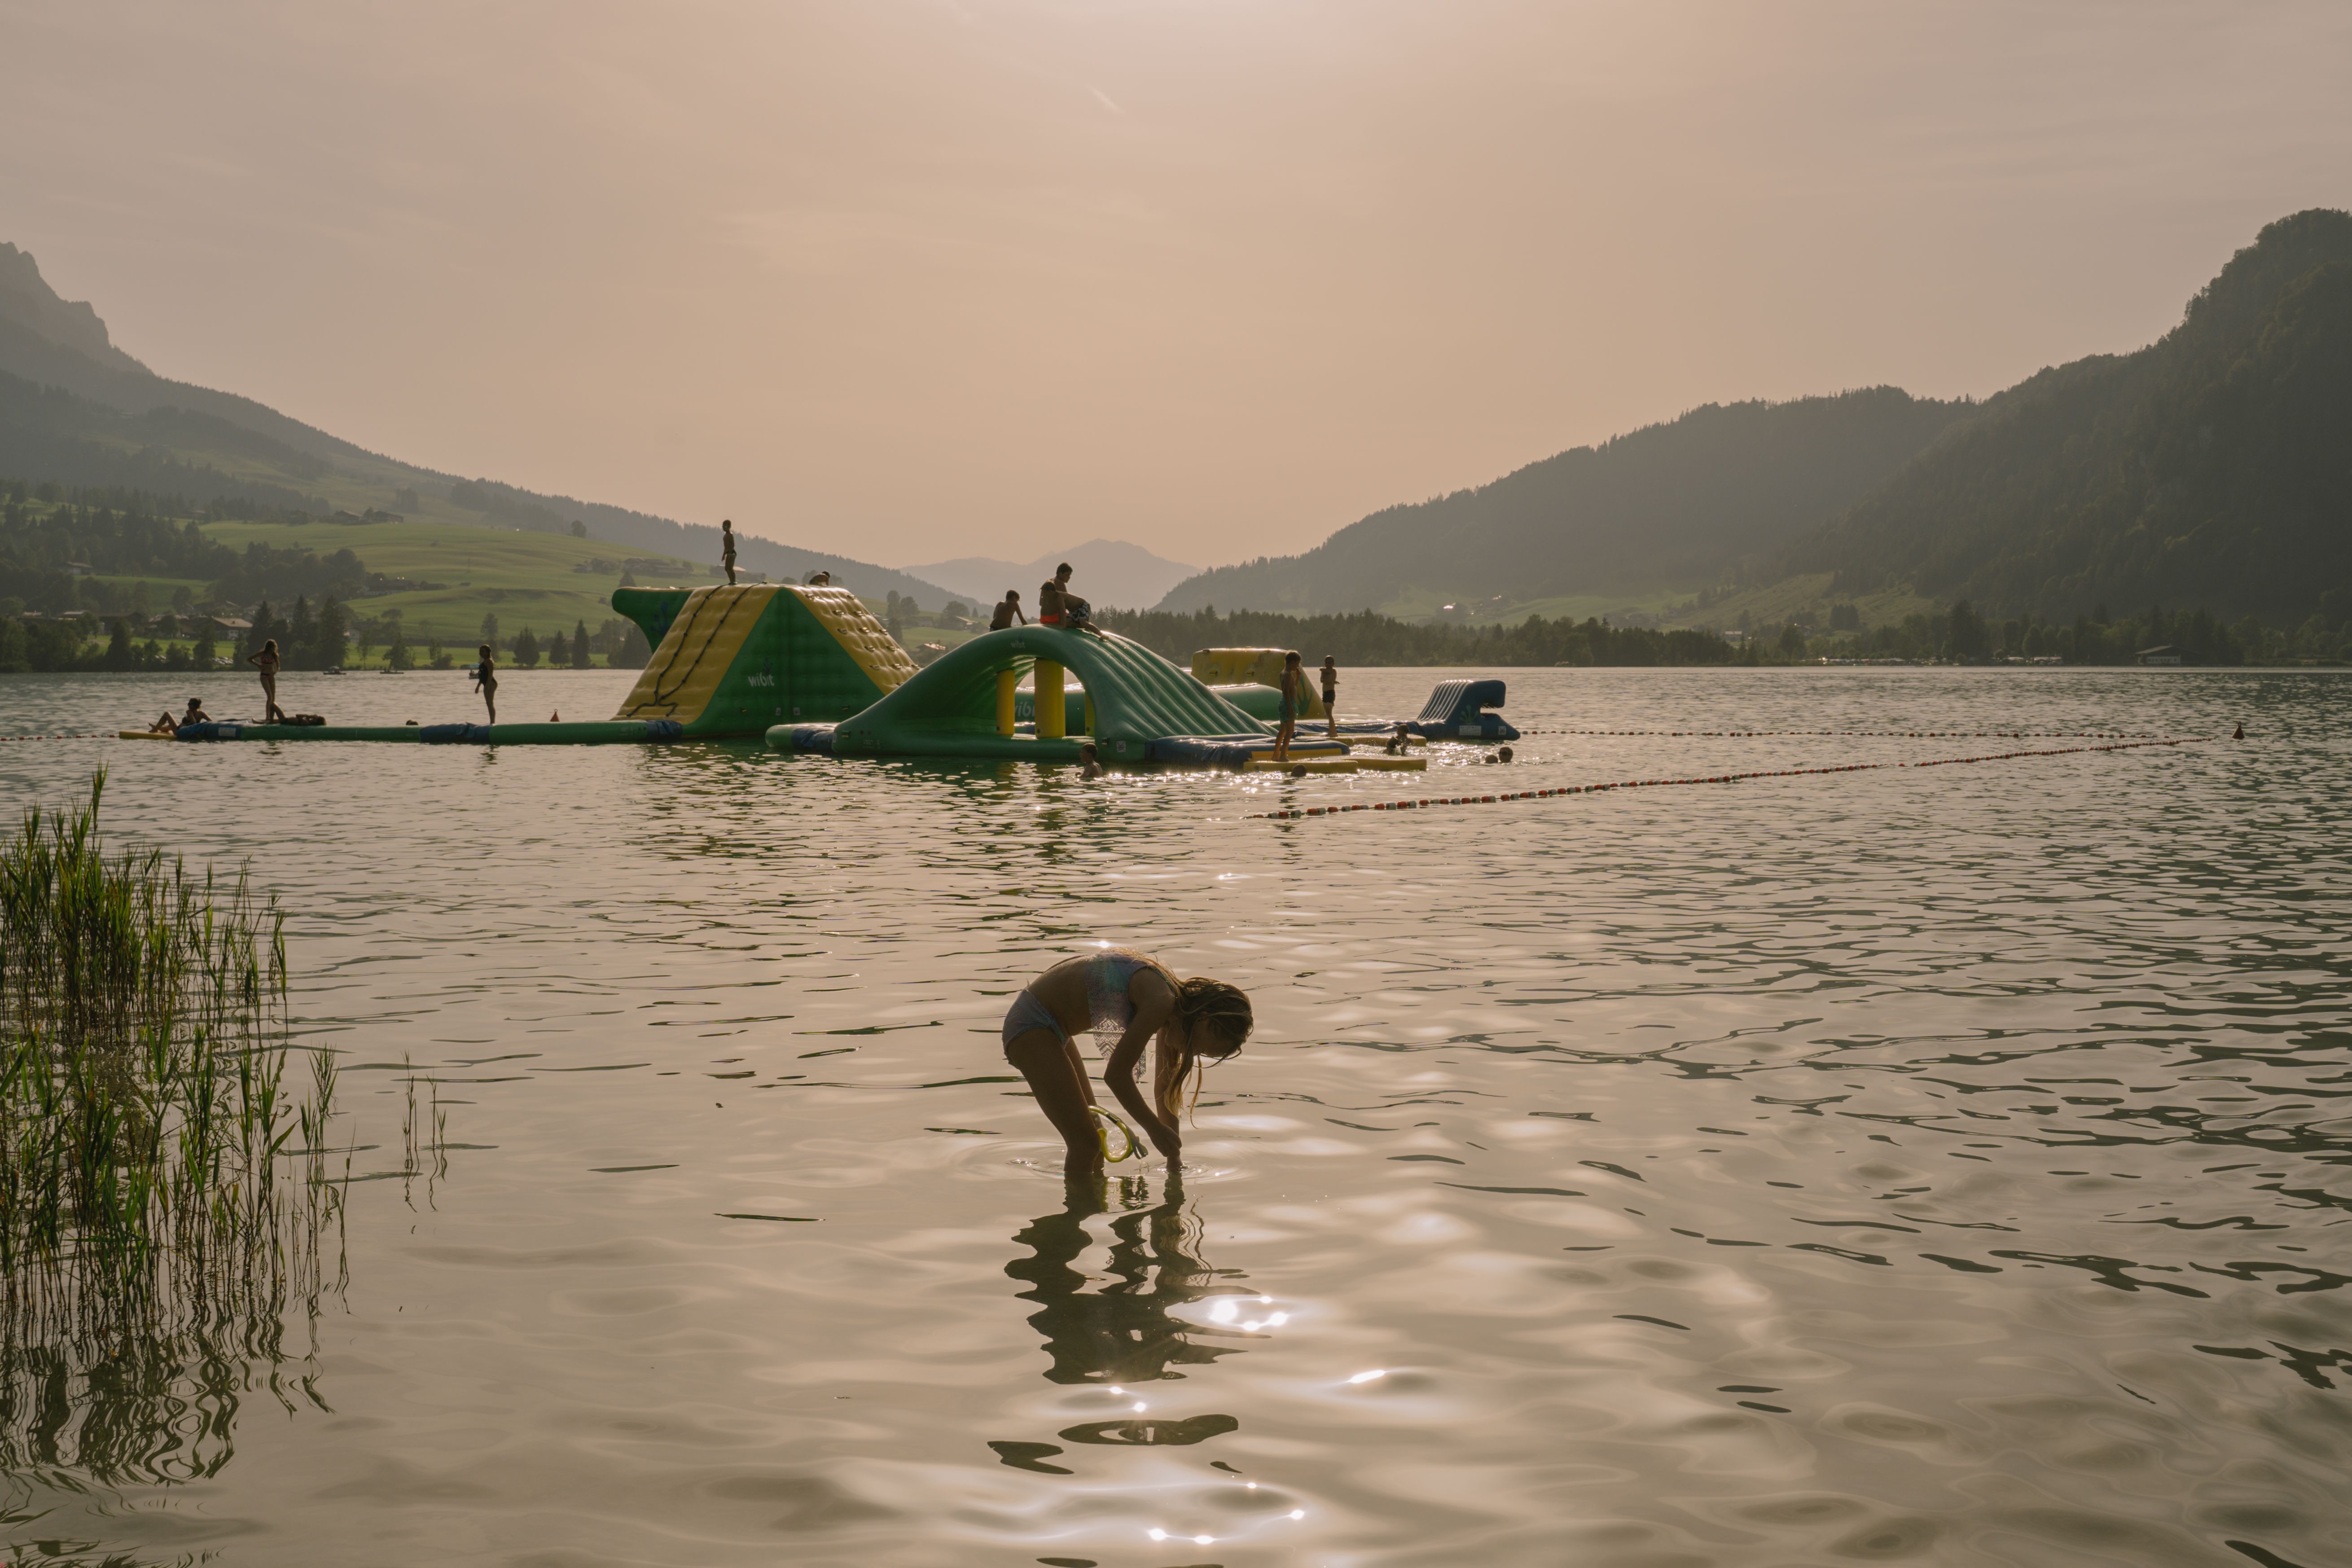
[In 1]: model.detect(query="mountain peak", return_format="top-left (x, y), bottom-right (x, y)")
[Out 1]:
top-left (2177, 206), bottom-right (2352, 347)
top-left (0, 244), bottom-right (149, 376)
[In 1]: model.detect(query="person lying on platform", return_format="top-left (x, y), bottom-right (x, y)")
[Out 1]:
top-left (999, 947), bottom-right (1253, 1176)
top-left (1078, 741), bottom-right (1103, 780)
top-left (990, 590), bottom-right (1027, 630)
top-left (149, 696), bottom-right (210, 733)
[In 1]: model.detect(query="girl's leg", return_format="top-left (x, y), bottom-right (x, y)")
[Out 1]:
top-left (1005, 1028), bottom-right (1102, 1175)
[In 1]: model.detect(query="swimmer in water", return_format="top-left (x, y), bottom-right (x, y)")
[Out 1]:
top-left (1077, 741), bottom-right (1103, 779)
top-left (1000, 948), bottom-right (1252, 1176)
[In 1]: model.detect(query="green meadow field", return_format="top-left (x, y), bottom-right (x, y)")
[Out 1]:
top-left (199, 517), bottom-right (710, 653)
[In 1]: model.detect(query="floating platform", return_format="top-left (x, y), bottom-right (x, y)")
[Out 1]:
top-left (152, 587), bottom-right (1519, 769)
top-left (1406, 679), bottom-right (1518, 741)
top-left (1242, 755), bottom-right (1427, 774)
top-left (169, 720), bottom-right (686, 745)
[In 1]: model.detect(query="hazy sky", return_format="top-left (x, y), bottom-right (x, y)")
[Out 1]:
top-left (4, 2), bottom-right (2348, 568)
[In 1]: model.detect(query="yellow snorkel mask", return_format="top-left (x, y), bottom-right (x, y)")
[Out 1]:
top-left (1090, 1106), bottom-right (1143, 1163)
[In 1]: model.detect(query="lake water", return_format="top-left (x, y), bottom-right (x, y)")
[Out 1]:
top-left (2, 664), bottom-right (2347, 1568)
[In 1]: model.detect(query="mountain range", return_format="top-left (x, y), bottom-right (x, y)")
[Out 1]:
top-left (903, 538), bottom-right (1200, 613)
top-left (1156, 387), bottom-right (1971, 616)
top-left (0, 243), bottom-right (959, 608)
top-left (1155, 210), bottom-right (2352, 629)
top-left (7, 209), bottom-right (2345, 637)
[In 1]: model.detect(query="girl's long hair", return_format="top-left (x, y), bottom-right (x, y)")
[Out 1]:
top-left (1151, 977), bottom-right (1253, 1124)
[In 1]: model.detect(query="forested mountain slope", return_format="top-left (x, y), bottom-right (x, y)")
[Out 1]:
top-left (1157, 388), bottom-right (1971, 614)
top-left (1778, 209), bottom-right (2352, 624)
top-left (0, 243), bottom-right (955, 605)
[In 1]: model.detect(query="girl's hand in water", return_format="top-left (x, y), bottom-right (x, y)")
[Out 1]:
top-left (1148, 1124), bottom-right (1182, 1163)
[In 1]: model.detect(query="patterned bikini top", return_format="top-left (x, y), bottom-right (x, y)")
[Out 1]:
top-left (1083, 947), bottom-right (1161, 1035)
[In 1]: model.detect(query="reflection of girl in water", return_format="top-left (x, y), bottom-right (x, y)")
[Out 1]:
top-left (1000, 947), bottom-right (1251, 1175)
top-left (990, 1177), bottom-right (1250, 1468)
top-left (1005, 1179), bottom-right (1234, 1388)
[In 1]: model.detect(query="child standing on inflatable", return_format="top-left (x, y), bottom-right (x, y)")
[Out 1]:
top-left (248, 639), bottom-right (289, 724)
top-left (720, 518), bottom-right (737, 586)
top-left (471, 643), bottom-right (498, 725)
top-left (1320, 655), bottom-right (1339, 738)
top-left (1273, 650), bottom-right (1303, 763)
top-left (1000, 947), bottom-right (1252, 1176)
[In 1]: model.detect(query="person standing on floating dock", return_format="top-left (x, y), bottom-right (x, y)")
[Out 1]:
top-left (248, 639), bottom-right (289, 724)
top-left (471, 642), bottom-right (499, 725)
top-left (1273, 650), bottom-right (1303, 764)
top-left (1000, 948), bottom-right (1252, 1176)
top-left (720, 518), bottom-right (737, 586)
top-left (1320, 655), bottom-right (1339, 738)
top-left (990, 590), bottom-right (1027, 630)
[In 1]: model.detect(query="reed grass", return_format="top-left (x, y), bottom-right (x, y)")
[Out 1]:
top-left (0, 768), bottom-right (342, 1485)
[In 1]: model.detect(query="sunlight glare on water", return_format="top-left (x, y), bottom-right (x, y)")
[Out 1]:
top-left (1, 665), bottom-right (2347, 1568)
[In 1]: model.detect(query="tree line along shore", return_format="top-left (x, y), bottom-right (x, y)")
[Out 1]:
top-left (2, 478), bottom-right (2344, 676)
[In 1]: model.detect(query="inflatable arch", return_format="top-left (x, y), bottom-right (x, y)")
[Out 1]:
top-left (814, 623), bottom-right (1282, 762)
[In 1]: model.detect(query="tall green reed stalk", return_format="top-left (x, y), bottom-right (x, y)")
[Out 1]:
top-left (0, 768), bottom-right (342, 1485)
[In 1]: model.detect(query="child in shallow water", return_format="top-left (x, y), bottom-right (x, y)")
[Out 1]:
top-left (999, 948), bottom-right (1252, 1175)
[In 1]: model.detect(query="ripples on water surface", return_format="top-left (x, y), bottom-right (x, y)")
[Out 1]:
top-left (1, 666), bottom-right (2348, 1567)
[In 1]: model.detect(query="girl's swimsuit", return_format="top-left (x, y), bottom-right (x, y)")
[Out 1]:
top-left (1000, 947), bottom-right (1158, 1052)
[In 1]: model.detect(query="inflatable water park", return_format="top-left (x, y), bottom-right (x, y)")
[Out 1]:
top-left (153, 583), bottom-right (1519, 770)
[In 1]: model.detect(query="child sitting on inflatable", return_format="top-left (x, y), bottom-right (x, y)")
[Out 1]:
top-left (147, 696), bottom-right (210, 734)
top-left (1037, 563), bottom-right (1097, 633)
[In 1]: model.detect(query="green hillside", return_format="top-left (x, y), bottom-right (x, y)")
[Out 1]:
top-left (0, 243), bottom-right (957, 606)
top-left (188, 516), bottom-right (720, 659)
top-left (1156, 387), bottom-right (1973, 616)
top-left (1774, 209), bottom-right (2352, 626)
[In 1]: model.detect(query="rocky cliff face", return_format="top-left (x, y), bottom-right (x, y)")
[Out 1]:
top-left (0, 244), bottom-right (149, 376)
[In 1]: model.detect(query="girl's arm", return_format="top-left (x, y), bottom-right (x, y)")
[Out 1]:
top-left (1102, 973), bottom-right (1181, 1158)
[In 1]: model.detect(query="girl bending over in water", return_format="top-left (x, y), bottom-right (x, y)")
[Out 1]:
top-left (1002, 947), bottom-right (1252, 1175)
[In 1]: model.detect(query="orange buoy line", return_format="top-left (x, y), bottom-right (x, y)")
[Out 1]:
top-left (1246, 737), bottom-right (2211, 821)
top-left (1513, 729), bottom-right (2164, 739)
top-left (0, 731), bottom-right (112, 742)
